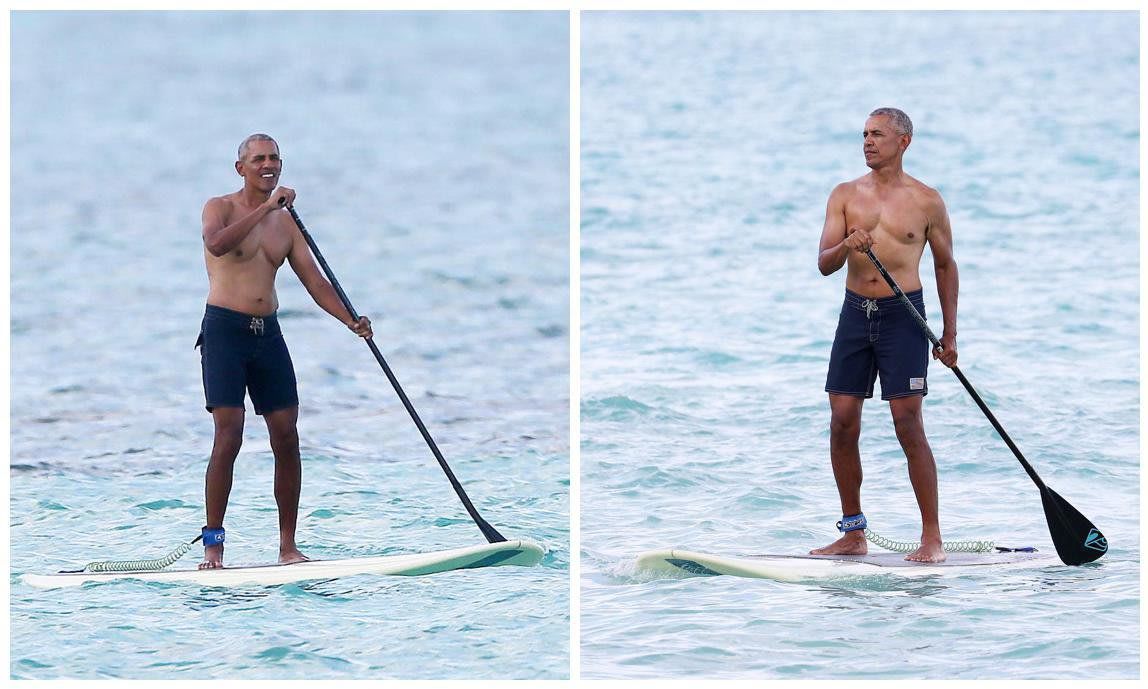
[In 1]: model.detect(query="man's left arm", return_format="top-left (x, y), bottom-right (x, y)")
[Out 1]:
top-left (927, 192), bottom-right (958, 367)
top-left (286, 225), bottom-right (373, 339)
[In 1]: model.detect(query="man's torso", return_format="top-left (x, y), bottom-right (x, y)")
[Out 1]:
top-left (204, 193), bottom-right (295, 316)
top-left (841, 174), bottom-right (935, 297)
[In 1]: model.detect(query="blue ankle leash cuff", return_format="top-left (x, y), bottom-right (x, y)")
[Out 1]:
top-left (202, 526), bottom-right (226, 547)
top-left (837, 513), bottom-right (867, 533)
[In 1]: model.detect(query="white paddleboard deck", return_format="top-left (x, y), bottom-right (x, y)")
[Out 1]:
top-left (636, 548), bottom-right (1053, 581)
top-left (24, 539), bottom-right (545, 589)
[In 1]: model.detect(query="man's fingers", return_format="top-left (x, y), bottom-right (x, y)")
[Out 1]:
top-left (934, 346), bottom-right (958, 368)
top-left (845, 229), bottom-right (875, 252)
top-left (349, 317), bottom-right (372, 338)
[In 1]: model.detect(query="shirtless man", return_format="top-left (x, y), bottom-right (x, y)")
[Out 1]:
top-left (813, 108), bottom-right (959, 563)
top-left (197, 133), bottom-right (372, 569)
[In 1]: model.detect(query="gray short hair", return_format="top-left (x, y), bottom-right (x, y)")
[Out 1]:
top-left (869, 108), bottom-right (913, 137)
top-left (237, 133), bottom-right (278, 161)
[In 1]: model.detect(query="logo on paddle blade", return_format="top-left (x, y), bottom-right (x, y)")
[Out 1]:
top-left (1084, 528), bottom-right (1108, 553)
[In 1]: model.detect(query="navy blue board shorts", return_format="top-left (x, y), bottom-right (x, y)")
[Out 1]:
top-left (195, 305), bottom-right (299, 415)
top-left (825, 288), bottom-right (929, 400)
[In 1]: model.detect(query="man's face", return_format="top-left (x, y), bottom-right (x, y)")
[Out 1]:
top-left (862, 115), bottom-right (908, 169)
top-left (236, 140), bottom-right (281, 189)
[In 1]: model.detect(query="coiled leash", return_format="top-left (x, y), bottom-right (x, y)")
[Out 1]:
top-left (58, 527), bottom-right (223, 574)
top-left (835, 513), bottom-right (997, 553)
top-left (865, 529), bottom-right (996, 554)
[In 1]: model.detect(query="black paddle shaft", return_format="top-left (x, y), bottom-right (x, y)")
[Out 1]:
top-left (863, 248), bottom-right (1106, 565)
top-left (286, 205), bottom-right (507, 544)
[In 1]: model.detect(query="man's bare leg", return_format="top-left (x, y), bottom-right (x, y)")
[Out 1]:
top-left (265, 406), bottom-right (308, 564)
top-left (890, 396), bottom-right (946, 563)
top-left (812, 394), bottom-right (868, 555)
top-left (201, 407), bottom-right (245, 569)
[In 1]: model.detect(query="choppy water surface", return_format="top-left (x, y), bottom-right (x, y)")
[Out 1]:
top-left (580, 11), bottom-right (1138, 679)
top-left (10, 11), bottom-right (569, 680)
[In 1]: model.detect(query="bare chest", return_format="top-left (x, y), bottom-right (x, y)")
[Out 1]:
top-left (844, 190), bottom-right (929, 247)
top-left (225, 211), bottom-right (293, 266)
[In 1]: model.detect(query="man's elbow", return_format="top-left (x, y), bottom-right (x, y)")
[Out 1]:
top-left (935, 256), bottom-right (957, 273)
top-left (203, 235), bottom-right (229, 257)
top-left (817, 254), bottom-right (836, 276)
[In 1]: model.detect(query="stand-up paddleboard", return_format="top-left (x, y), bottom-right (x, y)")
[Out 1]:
top-left (24, 540), bottom-right (545, 589)
top-left (636, 548), bottom-right (1053, 582)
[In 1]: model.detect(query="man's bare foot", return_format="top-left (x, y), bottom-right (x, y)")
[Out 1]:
top-left (199, 544), bottom-right (224, 570)
top-left (279, 548), bottom-right (310, 565)
top-left (905, 540), bottom-right (947, 563)
top-left (810, 531), bottom-right (867, 556)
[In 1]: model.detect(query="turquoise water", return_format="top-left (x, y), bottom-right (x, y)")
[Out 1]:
top-left (580, 11), bottom-right (1138, 679)
top-left (10, 11), bottom-right (568, 679)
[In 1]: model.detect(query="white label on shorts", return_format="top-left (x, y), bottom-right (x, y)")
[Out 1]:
top-left (909, 378), bottom-right (925, 390)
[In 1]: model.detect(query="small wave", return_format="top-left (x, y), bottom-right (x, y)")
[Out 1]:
top-left (11, 462), bottom-right (54, 473)
top-left (276, 308), bottom-right (319, 320)
top-left (432, 516), bottom-right (474, 528)
top-left (612, 465), bottom-right (699, 491)
top-left (135, 499), bottom-right (195, 511)
top-left (498, 296), bottom-right (528, 310)
top-left (588, 396), bottom-right (701, 426)
top-left (733, 491), bottom-right (801, 511)
top-left (536, 324), bottom-right (566, 338)
top-left (695, 350), bottom-right (742, 367)
top-left (581, 395), bottom-right (656, 422)
top-left (50, 384), bottom-right (85, 394)
top-left (426, 270), bottom-right (478, 288)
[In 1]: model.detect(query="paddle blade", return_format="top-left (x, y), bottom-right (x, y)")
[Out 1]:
top-left (1040, 486), bottom-right (1107, 565)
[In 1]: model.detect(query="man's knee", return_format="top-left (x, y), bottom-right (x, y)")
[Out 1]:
top-left (890, 398), bottom-right (925, 438)
top-left (211, 409), bottom-right (245, 455)
top-left (264, 408), bottom-right (300, 454)
top-left (829, 397), bottom-right (862, 442)
top-left (269, 425), bottom-right (299, 454)
top-left (830, 414), bottom-right (860, 442)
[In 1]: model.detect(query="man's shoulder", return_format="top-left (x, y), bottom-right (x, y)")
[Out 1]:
top-left (902, 178), bottom-right (950, 232)
top-left (204, 192), bottom-right (240, 208)
top-left (903, 174), bottom-right (939, 197)
top-left (202, 193), bottom-right (244, 224)
top-left (903, 175), bottom-right (945, 208)
top-left (830, 177), bottom-right (865, 198)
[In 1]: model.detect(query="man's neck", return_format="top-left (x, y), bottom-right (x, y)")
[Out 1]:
top-left (868, 162), bottom-right (904, 187)
top-left (238, 185), bottom-right (272, 209)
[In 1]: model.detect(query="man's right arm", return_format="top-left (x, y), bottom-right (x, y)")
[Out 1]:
top-left (817, 184), bottom-right (851, 276)
top-left (202, 197), bottom-right (273, 257)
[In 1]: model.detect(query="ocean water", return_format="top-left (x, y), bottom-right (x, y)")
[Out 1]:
top-left (580, 11), bottom-right (1138, 680)
top-left (9, 11), bottom-right (569, 680)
